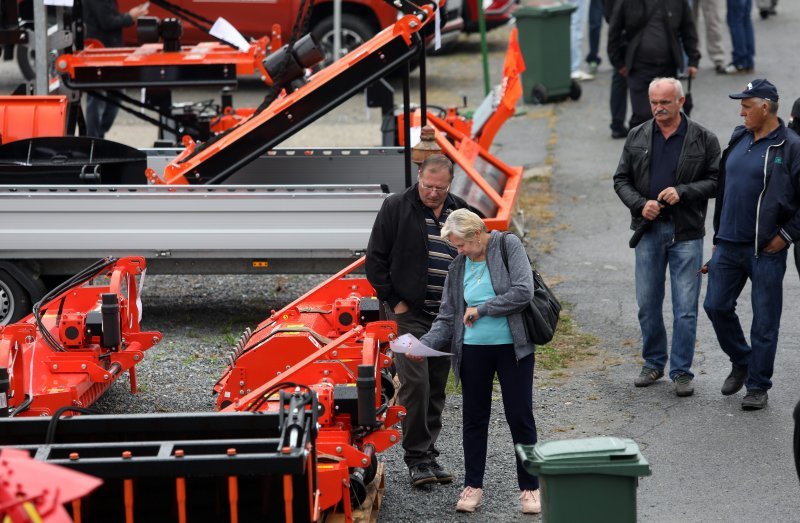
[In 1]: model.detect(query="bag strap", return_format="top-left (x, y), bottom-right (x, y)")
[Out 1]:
top-left (499, 231), bottom-right (510, 272)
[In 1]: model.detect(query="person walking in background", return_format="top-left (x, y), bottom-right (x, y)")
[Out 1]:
top-left (613, 77), bottom-right (719, 397)
top-left (417, 209), bottom-right (539, 514)
top-left (566, 0), bottom-right (595, 81)
top-left (789, 97), bottom-right (800, 279)
top-left (692, 0), bottom-right (727, 73)
top-left (704, 79), bottom-right (800, 411)
top-left (756, 0), bottom-right (778, 19)
top-left (604, 0), bottom-right (629, 138)
top-left (608, 0), bottom-right (700, 129)
top-left (366, 154), bottom-right (467, 487)
top-left (84, 0), bottom-right (148, 138)
top-left (722, 0), bottom-right (755, 73)
top-left (585, 0), bottom-right (604, 75)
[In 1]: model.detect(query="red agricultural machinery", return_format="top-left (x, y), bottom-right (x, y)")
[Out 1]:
top-left (0, 258), bottom-right (404, 523)
top-left (0, 0), bottom-right (525, 520)
top-left (0, 257), bottom-right (160, 418)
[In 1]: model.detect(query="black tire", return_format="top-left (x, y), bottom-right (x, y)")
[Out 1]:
top-left (16, 43), bottom-right (35, 81)
top-left (569, 79), bottom-right (582, 101)
top-left (531, 84), bottom-right (548, 104)
top-left (0, 270), bottom-right (31, 326)
top-left (759, 8), bottom-right (770, 18)
top-left (312, 14), bottom-right (376, 68)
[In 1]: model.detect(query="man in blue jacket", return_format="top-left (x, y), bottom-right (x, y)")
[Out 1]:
top-left (704, 79), bottom-right (800, 410)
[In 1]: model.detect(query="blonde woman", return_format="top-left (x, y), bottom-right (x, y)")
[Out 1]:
top-left (417, 209), bottom-right (541, 514)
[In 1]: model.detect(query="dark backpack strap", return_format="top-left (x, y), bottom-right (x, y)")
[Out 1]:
top-left (499, 231), bottom-right (510, 271)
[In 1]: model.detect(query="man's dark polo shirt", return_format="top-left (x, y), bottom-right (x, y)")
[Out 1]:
top-left (649, 114), bottom-right (688, 217)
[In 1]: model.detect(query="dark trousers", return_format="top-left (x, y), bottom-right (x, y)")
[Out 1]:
top-left (392, 308), bottom-right (451, 467)
top-left (703, 241), bottom-right (787, 392)
top-left (610, 69), bottom-right (628, 131)
top-left (461, 344), bottom-right (538, 490)
top-left (794, 399), bottom-right (800, 483)
top-left (86, 91), bottom-right (121, 139)
top-left (586, 0), bottom-right (604, 64)
top-left (627, 62), bottom-right (677, 129)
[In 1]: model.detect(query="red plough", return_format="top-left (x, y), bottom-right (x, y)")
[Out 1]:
top-left (214, 256), bottom-right (404, 518)
top-left (0, 257), bottom-right (161, 417)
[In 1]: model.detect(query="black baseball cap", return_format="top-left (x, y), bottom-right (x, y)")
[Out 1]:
top-left (729, 78), bottom-right (779, 101)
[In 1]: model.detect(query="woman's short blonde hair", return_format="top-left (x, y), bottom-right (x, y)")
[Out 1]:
top-left (441, 208), bottom-right (486, 240)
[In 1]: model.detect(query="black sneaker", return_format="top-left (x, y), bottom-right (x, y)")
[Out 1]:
top-left (634, 366), bottom-right (664, 387)
top-left (741, 389), bottom-right (768, 410)
top-left (721, 364), bottom-right (748, 396)
top-left (430, 460), bottom-right (453, 484)
top-left (674, 373), bottom-right (694, 397)
top-left (409, 463), bottom-right (437, 487)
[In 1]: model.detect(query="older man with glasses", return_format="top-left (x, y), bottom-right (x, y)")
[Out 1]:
top-left (366, 153), bottom-right (473, 487)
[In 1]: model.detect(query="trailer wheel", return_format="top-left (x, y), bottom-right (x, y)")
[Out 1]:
top-left (16, 43), bottom-right (35, 81)
top-left (0, 270), bottom-right (30, 326)
top-left (312, 14), bottom-right (376, 68)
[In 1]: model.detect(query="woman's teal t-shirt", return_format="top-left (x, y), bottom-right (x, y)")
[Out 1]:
top-left (463, 258), bottom-right (513, 345)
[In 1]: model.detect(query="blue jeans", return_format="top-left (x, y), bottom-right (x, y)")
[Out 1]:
top-left (585, 0), bottom-right (603, 65)
top-left (635, 220), bottom-right (703, 379)
top-left (703, 241), bottom-right (787, 392)
top-left (566, 0), bottom-right (589, 73)
top-left (86, 91), bottom-right (121, 139)
top-left (726, 0), bottom-right (755, 69)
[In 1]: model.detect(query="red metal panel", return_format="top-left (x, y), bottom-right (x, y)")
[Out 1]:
top-left (0, 96), bottom-right (68, 144)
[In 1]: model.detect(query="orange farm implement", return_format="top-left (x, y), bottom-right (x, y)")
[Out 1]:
top-left (0, 257), bottom-right (161, 418)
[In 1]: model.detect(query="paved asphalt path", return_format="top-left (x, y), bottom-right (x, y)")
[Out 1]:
top-left (528, 3), bottom-right (800, 520)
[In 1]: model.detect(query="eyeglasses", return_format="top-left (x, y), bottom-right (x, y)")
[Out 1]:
top-left (418, 179), bottom-right (450, 194)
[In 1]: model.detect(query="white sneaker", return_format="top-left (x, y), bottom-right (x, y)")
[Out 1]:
top-left (570, 70), bottom-right (595, 81)
top-left (520, 489), bottom-right (541, 514)
top-left (456, 486), bottom-right (483, 512)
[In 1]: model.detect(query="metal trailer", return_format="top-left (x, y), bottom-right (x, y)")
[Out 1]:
top-left (0, 0), bottom-right (523, 331)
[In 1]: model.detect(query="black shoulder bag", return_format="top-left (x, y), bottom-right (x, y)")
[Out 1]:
top-left (499, 232), bottom-right (561, 345)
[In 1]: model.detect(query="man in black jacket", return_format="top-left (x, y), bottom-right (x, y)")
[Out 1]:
top-left (366, 154), bottom-right (469, 487)
top-left (607, 0), bottom-right (700, 129)
top-left (704, 79), bottom-right (800, 411)
top-left (84, 0), bottom-right (148, 138)
top-left (613, 77), bottom-right (719, 397)
top-left (603, 0), bottom-right (628, 138)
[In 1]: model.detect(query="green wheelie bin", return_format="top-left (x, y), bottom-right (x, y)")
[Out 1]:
top-left (516, 437), bottom-right (652, 522)
top-left (515, 2), bottom-right (581, 104)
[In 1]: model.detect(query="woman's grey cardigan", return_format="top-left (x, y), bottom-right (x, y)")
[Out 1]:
top-left (419, 230), bottom-right (536, 384)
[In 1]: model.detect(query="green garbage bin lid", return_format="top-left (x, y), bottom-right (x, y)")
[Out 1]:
top-left (517, 437), bottom-right (652, 477)
top-left (515, 2), bottom-right (577, 17)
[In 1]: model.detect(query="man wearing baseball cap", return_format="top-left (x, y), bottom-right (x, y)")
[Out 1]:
top-left (704, 79), bottom-right (800, 410)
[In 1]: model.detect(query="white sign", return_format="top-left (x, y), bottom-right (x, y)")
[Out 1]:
top-left (209, 17), bottom-right (250, 52)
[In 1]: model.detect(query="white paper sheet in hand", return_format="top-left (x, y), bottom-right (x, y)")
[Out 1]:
top-left (389, 333), bottom-right (452, 357)
top-left (209, 17), bottom-right (250, 52)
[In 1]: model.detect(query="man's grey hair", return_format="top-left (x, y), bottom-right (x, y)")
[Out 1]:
top-left (441, 208), bottom-right (486, 240)
top-left (419, 153), bottom-right (454, 180)
top-left (752, 97), bottom-right (780, 114)
top-left (649, 77), bottom-right (685, 100)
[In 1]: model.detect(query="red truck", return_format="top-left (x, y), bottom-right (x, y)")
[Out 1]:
top-left (118, 0), bottom-right (465, 61)
top-left (461, 0), bottom-right (517, 34)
